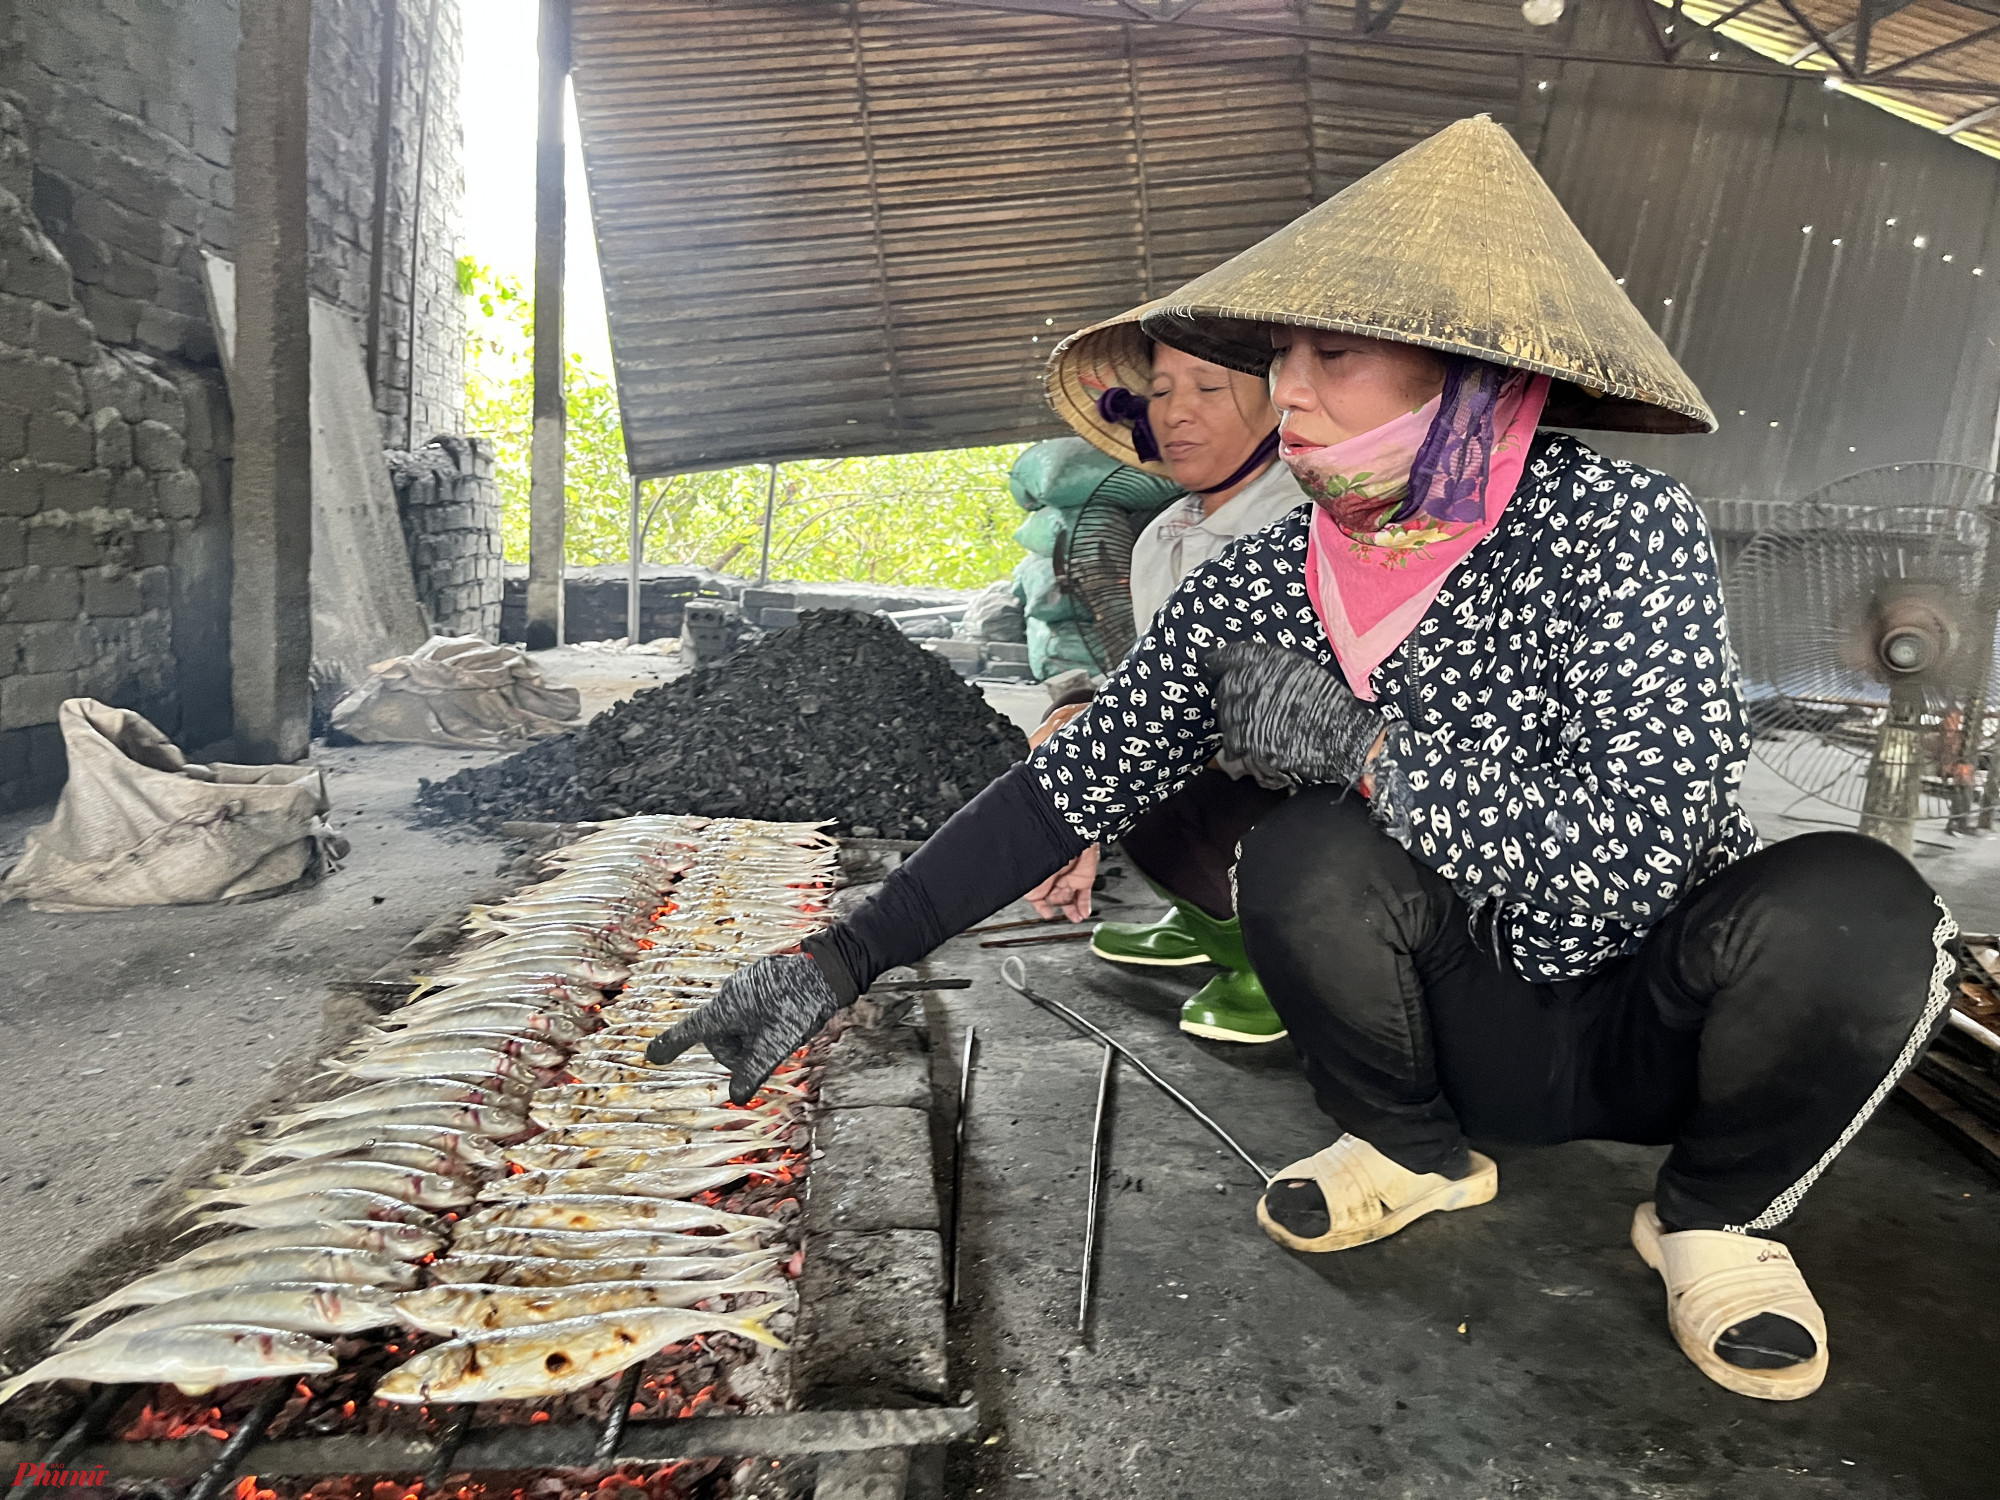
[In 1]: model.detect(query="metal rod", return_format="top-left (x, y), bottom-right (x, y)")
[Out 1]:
top-left (756, 462), bottom-right (779, 586)
top-left (4, 1385), bottom-right (133, 1500)
top-left (979, 929), bottom-right (1096, 949)
top-left (966, 915), bottom-right (1067, 935)
top-left (1948, 1008), bottom-right (2000, 1054)
top-left (591, 1364), bottom-right (645, 1468)
top-left (3, 1405), bottom-right (982, 1479)
top-left (421, 1405), bottom-right (474, 1493)
top-left (1078, 1041), bottom-right (1113, 1334)
top-left (182, 1379), bottom-right (294, 1500)
top-left (627, 475), bottom-right (644, 645)
top-left (1000, 957), bottom-right (1271, 1184)
top-left (861, 978), bottom-right (971, 993)
top-left (948, 1026), bottom-right (977, 1307)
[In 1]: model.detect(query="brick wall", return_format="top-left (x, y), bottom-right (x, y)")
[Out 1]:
top-left (389, 434), bottom-right (502, 642)
top-left (0, 0), bottom-right (468, 811)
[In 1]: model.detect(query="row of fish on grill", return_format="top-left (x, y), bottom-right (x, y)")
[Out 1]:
top-left (0, 816), bottom-right (837, 1409)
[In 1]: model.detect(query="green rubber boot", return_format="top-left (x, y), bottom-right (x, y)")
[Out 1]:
top-left (1176, 908), bottom-right (1287, 1044)
top-left (1091, 888), bottom-right (1212, 967)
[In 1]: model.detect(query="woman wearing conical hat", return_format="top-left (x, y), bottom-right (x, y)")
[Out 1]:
top-left (650, 118), bottom-right (1954, 1402)
top-left (1032, 302), bottom-right (1306, 1046)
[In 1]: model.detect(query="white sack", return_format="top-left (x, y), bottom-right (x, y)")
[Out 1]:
top-left (1, 700), bottom-right (345, 912)
top-left (328, 636), bottom-right (582, 749)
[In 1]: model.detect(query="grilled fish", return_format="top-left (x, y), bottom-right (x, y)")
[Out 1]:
top-left (55, 1282), bottom-right (401, 1346)
top-left (461, 1195), bottom-right (773, 1235)
top-left (530, 1119), bottom-right (786, 1150)
top-left (187, 1189), bottom-right (443, 1233)
top-left (447, 1225), bottom-right (766, 1260)
top-left (424, 1252), bottom-right (783, 1287)
top-left (371, 1303), bottom-right (784, 1402)
top-left (189, 1161), bottom-right (473, 1212)
top-left (327, 1047), bottom-right (538, 1084)
top-left (240, 1121), bottom-right (504, 1169)
top-left (270, 1078), bottom-right (524, 1128)
top-left (0, 1325), bottom-right (336, 1403)
top-left (475, 1164), bottom-right (773, 1202)
top-left (239, 1141), bottom-right (478, 1180)
top-left (502, 1140), bottom-right (783, 1173)
top-left (60, 1248), bottom-right (418, 1330)
top-left (393, 1270), bottom-right (789, 1335)
top-left (343, 1031), bottom-right (567, 1068)
top-left (166, 1222), bottom-right (444, 1266)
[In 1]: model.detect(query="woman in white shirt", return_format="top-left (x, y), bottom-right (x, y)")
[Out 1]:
top-left (1035, 308), bottom-right (1309, 1044)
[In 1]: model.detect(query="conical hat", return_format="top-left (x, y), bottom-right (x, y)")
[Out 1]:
top-left (1139, 116), bottom-right (1715, 435)
top-left (1042, 300), bottom-right (1172, 475)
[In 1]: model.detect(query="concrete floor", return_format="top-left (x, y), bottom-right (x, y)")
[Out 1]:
top-left (931, 837), bottom-right (1999, 1499)
top-left (925, 752), bottom-right (2000, 1500)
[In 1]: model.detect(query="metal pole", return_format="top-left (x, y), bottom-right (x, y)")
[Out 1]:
top-left (756, 461), bottom-right (779, 586)
top-left (627, 475), bottom-right (643, 645)
top-left (999, 957), bottom-right (1271, 1183)
top-left (1078, 1041), bottom-right (1113, 1334)
top-left (525, 0), bottom-right (570, 651)
top-left (231, 0), bottom-right (314, 763)
top-left (947, 1026), bottom-right (977, 1307)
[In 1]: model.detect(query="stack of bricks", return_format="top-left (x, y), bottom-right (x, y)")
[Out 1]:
top-left (388, 434), bottom-right (502, 642)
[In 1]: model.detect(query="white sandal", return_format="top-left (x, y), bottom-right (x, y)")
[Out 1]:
top-left (1255, 1135), bottom-right (1498, 1253)
top-left (1630, 1202), bottom-right (1830, 1401)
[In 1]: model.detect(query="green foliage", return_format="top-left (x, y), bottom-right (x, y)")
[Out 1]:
top-left (460, 258), bottom-right (1028, 589)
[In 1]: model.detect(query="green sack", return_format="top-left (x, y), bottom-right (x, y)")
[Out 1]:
top-left (1029, 617), bottom-right (1097, 680)
top-left (1012, 507), bottom-right (1068, 557)
top-left (1008, 437), bottom-right (1181, 514)
top-left (1013, 553), bottom-right (1084, 625)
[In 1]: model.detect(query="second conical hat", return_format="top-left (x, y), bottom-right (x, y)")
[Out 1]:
top-left (1140, 116), bottom-right (1714, 435)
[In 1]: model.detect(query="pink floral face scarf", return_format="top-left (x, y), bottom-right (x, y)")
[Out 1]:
top-left (1291, 359), bottom-right (1551, 700)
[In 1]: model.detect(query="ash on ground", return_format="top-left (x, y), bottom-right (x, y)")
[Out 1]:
top-left (418, 610), bottom-right (1029, 837)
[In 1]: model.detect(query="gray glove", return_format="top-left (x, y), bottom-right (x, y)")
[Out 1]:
top-left (1209, 642), bottom-right (1382, 789)
top-left (646, 953), bottom-right (841, 1105)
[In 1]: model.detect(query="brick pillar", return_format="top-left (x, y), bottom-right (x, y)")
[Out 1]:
top-left (231, 0), bottom-right (315, 762)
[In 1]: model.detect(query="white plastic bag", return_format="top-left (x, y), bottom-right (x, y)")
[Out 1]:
top-left (328, 636), bottom-right (581, 749)
top-left (1, 700), bottom-right (345, 911)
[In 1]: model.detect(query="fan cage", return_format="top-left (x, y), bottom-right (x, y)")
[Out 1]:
top-left (1724, 465), bottom-right (2000, 830)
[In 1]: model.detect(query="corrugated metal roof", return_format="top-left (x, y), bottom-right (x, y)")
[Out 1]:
top-left (572, 0), bottom-right (1323, 474)
top-left (1666, 0), bottom-right (2000, 159)
top-left (570, 0), bottom-right (2000, 482)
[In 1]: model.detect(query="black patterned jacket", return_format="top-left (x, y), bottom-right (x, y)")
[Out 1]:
top-left (1027, 430), bottom-right (1760, 983)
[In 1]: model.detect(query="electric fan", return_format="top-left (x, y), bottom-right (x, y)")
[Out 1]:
top-left (1053, 469), bottom-right (1178, 674)
top-left (1724, 463), bottom-right (2000, 853)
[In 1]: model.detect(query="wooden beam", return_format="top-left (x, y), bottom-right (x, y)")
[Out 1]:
top-left (231, 0), bottom-right (314, 762)
top-left (527, 0), bottom-right (570, 651)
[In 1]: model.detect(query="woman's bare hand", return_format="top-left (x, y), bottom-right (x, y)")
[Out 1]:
top-left (1025, 844), bottom-right (1101, 922)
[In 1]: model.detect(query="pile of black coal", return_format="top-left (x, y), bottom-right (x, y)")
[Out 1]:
top-left (418, 609), bottom-right (1031, 837)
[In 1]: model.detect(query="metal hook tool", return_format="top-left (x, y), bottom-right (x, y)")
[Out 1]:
top-left (999, 956), bottom-right (1272, 1184)
top-left (947, 1025), bottom-right (978, 1307)
top-left (1079, 1041), bottom-right (1114, 1333)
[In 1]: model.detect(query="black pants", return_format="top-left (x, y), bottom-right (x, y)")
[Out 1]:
top-left (1120, 767), bottom-right (1290, 919)
top-left (1234, 789), bottom-right (1954, 1232)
